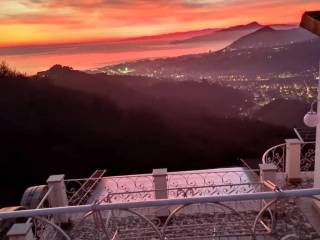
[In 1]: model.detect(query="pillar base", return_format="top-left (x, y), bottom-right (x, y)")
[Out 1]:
top-left (287, 178), bottom-right (302, 184)
top-left (7, 223), bottom-right (34, 240)
top-left (259, 163), bottom-right (277, 184)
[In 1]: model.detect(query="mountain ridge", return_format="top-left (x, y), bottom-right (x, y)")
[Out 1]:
top-left (228, 26), bottom-right (316, 50)
top-left (171, 22), bottom-right (264, 44)
top-left (103, 27), bottom-right (320, 79)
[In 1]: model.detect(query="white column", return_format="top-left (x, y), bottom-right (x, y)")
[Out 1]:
top-left (47, 174), bottom-right (69, 224)
top-left (7, 223), bottom-right (34, 240)
top-left (152, 168), bottom-right (169, 218)
top-left (152, 168), bottom-right (168, 199)
top-left (259, 163), bottom-right (277, 184)
top-left (285, 139), bottom-right (302, 183)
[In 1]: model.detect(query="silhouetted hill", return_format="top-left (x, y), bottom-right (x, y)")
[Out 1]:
top-left (39, 65), bottom-right (253, 117)
top-left (253, 99), bottom-right (310, 128)
top-left (0, 63), bottom-right (292, 207)
top-left (172, 22), bottom-right (263, 44)
top-left (228, 27), bottom-right (316, 49)
top-left (38, 64), bottom-right (155, 109)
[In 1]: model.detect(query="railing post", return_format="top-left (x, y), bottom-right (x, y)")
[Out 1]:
top-left (7, 223), bottom-right (34, 240)
top-left (285, 139), bottom-right (302, 183)
top-left (259, 163), bottom-right (277, 184)
top-left (153, 168), bottom-right (168, 199)
top-left (47, 174), bottom-right (69, 224)
top-left (152, 168), bottom-right (169, 218)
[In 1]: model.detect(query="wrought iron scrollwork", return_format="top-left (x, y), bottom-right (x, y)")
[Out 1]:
top-left (97, 175), bottom-right (155, 203)
top-left (263, 142), bottom-right (315, 173)
top-left (32, 216), bottom-right (71, 240)
top-left (167, 170), bottom-right (260, 198)
top-left (263, 144), bottom-right (286, 172)
top-left (300, 142), bottom-right (315, 172)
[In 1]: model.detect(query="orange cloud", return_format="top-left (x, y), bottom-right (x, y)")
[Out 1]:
top-left (0, 0), bottom-right (319, 46)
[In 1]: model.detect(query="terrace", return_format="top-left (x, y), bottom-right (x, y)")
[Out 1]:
top-left (1, 136), bottom-right (320, 240)
top-left (1, 10), bottom-right (320, 240)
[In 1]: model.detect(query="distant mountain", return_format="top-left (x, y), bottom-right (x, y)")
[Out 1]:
top-left (123, 28), bottom-right (219, 42)
top-left (221, 22), bottom-right (262, 31)
top-left (106, 38), bottom-right (320, 78)
top-left (172, 22), bottom-right (263, 44)
top-left (253, 99), bottom-right (310, 128)
top-left (228, 27), bottom-right (317, 49)
top-left (270, 24), bottom-right (298, 30)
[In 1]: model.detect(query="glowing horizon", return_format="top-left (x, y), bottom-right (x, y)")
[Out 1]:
top-left (1, 0), bottom-right (319, 47)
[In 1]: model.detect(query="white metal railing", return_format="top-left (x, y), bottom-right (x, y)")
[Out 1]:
top-left (167, 169), bottom-right (260, 199)
top-left (68, 169), bottom-right (262, 203)
top-left (63, 169), bottom-right (262, 203)
top-left (97, 182), bottom-right (263, 204)
top-left (2, 187), bottom-right (320, 240)
top-left (262, 141), bottom-right (315, 172)
top-left (2, 167), bottom-right (318, 239)
top-left (2, 188), bottom-right (320, 219)
top-left (301, 142), bottom-right (316, 171)
top-left (262, 143), bottom-right (286, 172)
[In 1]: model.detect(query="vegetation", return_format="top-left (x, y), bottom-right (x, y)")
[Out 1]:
top-left (254, 99), bottom-right (310, 128)
top-left (0, 63), bottom-right (292, 207)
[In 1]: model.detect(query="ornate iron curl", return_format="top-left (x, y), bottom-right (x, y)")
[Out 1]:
top-left (70, 206), bottom-right (118, 240)
top-left (263, 144), bottom-right (286, 172)
top-left (162, 202), bottom-right (255, 239)
top-left (167, 170), bottom-right (260, 198)
top-left (253, 199), bottom-right (277, 239)
top-left (65, 179), bottom-right (87, 203)
top-left (97, 175), bottom-right (155, 203)
top-left (32, 216), bottom-right (71, 240)
top-left (300, 142), bottom-right (315, 172)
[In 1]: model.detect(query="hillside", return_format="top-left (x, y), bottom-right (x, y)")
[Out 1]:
top-left (228, 27), bottom-right (316, 49)
top-left (253, 99), bottom-right (310, 128)
top-left (39, 65), bottom-right (253, 117)
top-left (0, 63), bottom-right (291, 206)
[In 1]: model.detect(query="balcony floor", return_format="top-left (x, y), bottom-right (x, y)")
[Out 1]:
top-left (284, 176), bottom-right (320, 238)
top-left (66, 175), bottom-right (320, 240)
top-left (63, 167), bottom-right (320, 239)
top-left (69, 197), bottom-right (320, 240)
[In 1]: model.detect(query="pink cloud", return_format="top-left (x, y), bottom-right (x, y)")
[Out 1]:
top-left (1, 0), bottom-right (319, 46)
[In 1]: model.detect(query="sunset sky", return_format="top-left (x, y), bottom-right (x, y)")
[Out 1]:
top-left (1, 0), bottom-right (319, 47)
